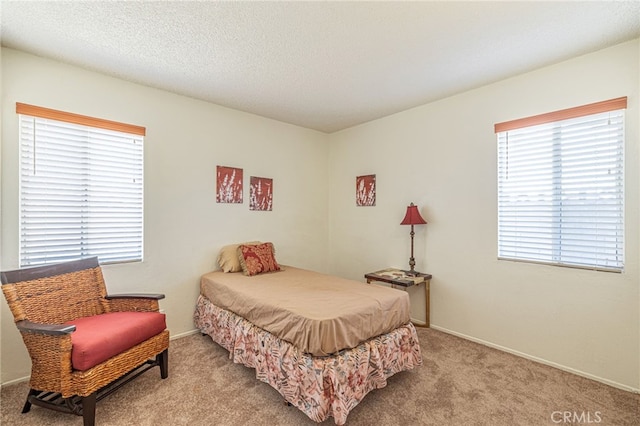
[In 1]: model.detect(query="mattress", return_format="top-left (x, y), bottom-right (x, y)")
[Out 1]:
top-left (199, 266), bottom-right (411, 356)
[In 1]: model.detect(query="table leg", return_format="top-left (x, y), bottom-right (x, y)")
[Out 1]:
top-left (412, 280), bottom-right (430, 328)
top-left (425, 280), bottom-right (430, 328)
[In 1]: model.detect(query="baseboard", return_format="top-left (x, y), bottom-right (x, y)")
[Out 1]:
top-left (170, 328), bottom-right (201, 340)
top-left (0, 375), bottom-right (30, 388)
top-left (430, 325), bottom-right (640, 394)
top-left (411, 317), bottom-right (427, 327)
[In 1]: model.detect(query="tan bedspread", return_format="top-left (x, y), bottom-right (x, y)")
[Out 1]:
top-left (199, 266), bottom-right (411, 356)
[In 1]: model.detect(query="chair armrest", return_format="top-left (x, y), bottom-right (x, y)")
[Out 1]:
top-left (16, 320), bottom-right (76, 336)
top-left (105, 294), bottom-right (165, 313)
top-left (105, 293), bottom-right (165, 300)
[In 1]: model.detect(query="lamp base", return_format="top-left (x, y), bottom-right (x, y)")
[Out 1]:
top-left (408, 256), bottom-right (417, 275)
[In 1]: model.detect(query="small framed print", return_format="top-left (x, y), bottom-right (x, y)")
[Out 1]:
top-left (250, 176), bottom-right (273, 211)
top-left (356, 174), bottom-right (376, 206)
top-left (216, 166), bottom-right (243, 203)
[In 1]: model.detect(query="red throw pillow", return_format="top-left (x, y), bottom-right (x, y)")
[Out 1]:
top-left (238, 242), bottom-right (280, 276)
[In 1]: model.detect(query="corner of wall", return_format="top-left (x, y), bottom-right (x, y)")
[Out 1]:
top-left (0, 44), bottom-right (4, 385)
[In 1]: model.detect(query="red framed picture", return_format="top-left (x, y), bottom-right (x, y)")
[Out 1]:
top-left (356, 174), bottom-right (376, 206)
top-left (216, 166), bottom-right (243, 203)
top-left (250, 176), bottom-right (273, 211)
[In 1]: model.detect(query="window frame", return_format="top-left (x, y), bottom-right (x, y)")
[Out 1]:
top-left (494, 97), bottom-right (626, 272)
top-left (16, 103), bottom-right (145, 267)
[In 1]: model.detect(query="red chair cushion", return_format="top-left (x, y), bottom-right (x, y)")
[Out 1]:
top-left (64, 312), bottom-right (166, 371)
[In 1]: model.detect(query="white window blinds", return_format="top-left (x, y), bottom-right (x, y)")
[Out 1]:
top-left (495, 98), bottom-right (626, 272)
top-left (18, 103), bottom-right (144, 267)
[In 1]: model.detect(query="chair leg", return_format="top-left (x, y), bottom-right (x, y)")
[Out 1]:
top-left (158, 349), bottom-right (169, 379)
top-left (22, 388), bottom-right (39, 413)
top-left (82, 393), bottom-right (97, 426)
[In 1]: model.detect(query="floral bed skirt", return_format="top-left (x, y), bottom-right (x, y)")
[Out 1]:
top-left (194, 294), bottom-right (422, 425)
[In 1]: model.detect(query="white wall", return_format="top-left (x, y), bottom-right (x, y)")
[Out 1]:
top-left (2, 39), bottom-right (639, 392)
top-left (0, 48), bottom-right (329, 383)
top-left (328, 39), bottom-right (640, 391)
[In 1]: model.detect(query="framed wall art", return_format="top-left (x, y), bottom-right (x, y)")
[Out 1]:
top-left (356, 174), bottom-right (376, 206)
top-left (250, 176), bottom-right (273, 211)
top-left (216, 165), bottom-right (243, 203)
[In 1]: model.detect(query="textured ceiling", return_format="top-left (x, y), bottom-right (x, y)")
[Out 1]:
top-left (2, 1), bottom-right (639, 133)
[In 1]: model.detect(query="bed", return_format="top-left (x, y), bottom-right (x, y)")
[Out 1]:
top-left (193, 242), bottom-right (422, 425)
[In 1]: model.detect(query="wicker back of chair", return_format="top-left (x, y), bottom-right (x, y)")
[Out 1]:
top-left (2, 258), bottom-right (109, 324)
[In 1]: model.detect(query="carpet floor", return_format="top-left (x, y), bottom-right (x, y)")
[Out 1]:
top-left (1, 327), bottom-right (638, 425)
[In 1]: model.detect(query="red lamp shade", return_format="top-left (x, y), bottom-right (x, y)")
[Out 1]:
top-left (400, 203), bottom-right (427, 225)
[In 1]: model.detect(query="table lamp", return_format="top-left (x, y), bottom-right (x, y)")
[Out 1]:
top-left (400, 202), bottom-right (427, 274)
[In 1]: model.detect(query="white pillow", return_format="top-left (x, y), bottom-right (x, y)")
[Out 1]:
top-left (217, 241), bottom-right (261, 272)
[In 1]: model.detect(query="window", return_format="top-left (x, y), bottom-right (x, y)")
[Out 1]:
top-left (17, 103), bottom-right (145, 267)
top-left (495, 97), bottom-right (626, 272)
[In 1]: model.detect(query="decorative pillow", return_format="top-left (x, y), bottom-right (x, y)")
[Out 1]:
top-left (238, 242), bottom-right (281, 276)
top-left (217, 241), bottom-right (262, 272)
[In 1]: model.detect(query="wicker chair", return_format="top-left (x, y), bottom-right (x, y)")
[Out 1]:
top-left (1, 257), bottom-right (169, 426)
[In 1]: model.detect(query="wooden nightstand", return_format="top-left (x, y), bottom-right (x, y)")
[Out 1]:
top-left (364, 268), bottom-right (432, 328)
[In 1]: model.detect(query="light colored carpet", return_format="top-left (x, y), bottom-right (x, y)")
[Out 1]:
top-left (1, 328), bottom-right (638, 425)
